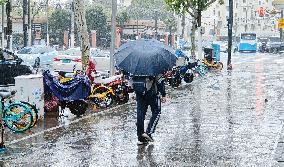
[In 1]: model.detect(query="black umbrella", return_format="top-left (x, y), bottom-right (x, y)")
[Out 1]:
top-left (114, 39), bottom-right (177, 76)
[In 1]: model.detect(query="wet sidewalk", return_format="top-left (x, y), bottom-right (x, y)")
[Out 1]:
top-left (1, 52), bottom-right (284, 167)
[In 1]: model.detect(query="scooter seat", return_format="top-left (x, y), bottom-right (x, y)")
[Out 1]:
top-left (94, 75), bottom-right (122, 85)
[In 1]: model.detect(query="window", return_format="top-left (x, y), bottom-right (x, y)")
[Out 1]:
top-left (243, 0), bottom-right (246, 3)
top-left (241, 33), bottom-right (256, 40)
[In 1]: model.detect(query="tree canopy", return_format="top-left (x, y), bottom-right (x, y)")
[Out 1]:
top-left (86, 6), bottom-right (110, 47)
top-left (165, 0), bottom-right (224, 17)
top-left (128, 0), bottom-right (174, 21)
top-left (117, 10), bottom-right (130, 27)
top-left (0, 0), bottom-right (7, 5)
top-left (49, 9), bottom-right (71, 45)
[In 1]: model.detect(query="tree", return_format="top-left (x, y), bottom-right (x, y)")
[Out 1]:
top-left (49, 9), bottom-right (71, 45)
top-left (116, 10), bottom-right (130, 37)
top-left (86, 6), bottom-right (110, 48)
top-left (165, 0), bottom-right (224, 58)
top-left (128, 0), bottom-right (170, 21)
top-left (117, 10), bottom-right (129, 28)
top-left (74, 0), bottom-right (90, 70)
top-left (164, 13), bottom-right (177, 46)
top-left (128, 0), bottom-right (177, 40)
top-left (0, 0), bottom-right (6, 5)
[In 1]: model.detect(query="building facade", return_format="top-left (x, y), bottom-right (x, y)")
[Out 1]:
top-left (180, 0), bottom-right (280, 41)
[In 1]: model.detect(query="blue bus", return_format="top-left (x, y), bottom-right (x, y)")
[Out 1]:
top-left (238, 33), bottom-right (257, 52)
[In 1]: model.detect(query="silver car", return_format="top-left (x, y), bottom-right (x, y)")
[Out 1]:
top-left (16, 45), bottom-right (58, 67)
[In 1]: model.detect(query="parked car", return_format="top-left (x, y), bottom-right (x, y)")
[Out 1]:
top-left (0, 49), bottom-right (32, 85)
top-left (266, 37), bottom-right (282, 53)
top-left (15, 45), bottom-right (58, 67)
top-left (53, 47), bottom-right (110, 72)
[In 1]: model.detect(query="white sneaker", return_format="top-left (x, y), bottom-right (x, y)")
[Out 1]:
top-left (142, 133), bottom-right (154, 142)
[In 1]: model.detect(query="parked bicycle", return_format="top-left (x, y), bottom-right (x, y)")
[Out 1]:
top-left (0, 90), bottom-right (34, 132)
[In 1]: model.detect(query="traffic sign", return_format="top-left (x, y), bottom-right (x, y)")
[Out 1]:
top-left (272, 0), bottom-right (284, 10)
top-left (278, 18), bottom-right (284, 28)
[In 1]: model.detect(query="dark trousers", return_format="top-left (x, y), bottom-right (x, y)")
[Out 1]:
top-left (136, 93), bottom-right (161, 139)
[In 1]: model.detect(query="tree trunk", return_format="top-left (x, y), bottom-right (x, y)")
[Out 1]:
top-left (191, 20), bottom-right (197, 59)
top-left (169, 27), bottom-right (172, 46)
top-left (197, 9), bottom-right (202, 60)
top-left (181, 14), bottom-right (185, 38)
top-left (74, 0), bottom-right (90, 71)
top-left (6, 0), bottom-right (12, 49)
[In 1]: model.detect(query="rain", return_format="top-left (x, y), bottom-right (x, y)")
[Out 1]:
top-left (0, 0), bottom-right (284, 167)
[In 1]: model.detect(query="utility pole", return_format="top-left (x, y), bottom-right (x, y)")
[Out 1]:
top-left (1, 5), bottom-right (4, 49)
top-left (23, 0), bottom-right (28, 47)
top-left (227, 0), bottom-right (233, 70)
top-left (110, 0), bottom-right (117, 76)
top-left (70, 1), bottom-right (75, 48)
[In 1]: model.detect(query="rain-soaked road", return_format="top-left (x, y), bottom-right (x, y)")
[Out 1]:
top-left (1, 52), bottom-right (284, 167)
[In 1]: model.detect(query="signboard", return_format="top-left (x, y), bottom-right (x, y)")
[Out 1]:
top-left (272, 0), bottom-right (284, 10)
top-left (278, 18), bottom-right (284, 28)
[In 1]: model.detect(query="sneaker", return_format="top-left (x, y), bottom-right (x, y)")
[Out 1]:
top-left (142, 133), bottom-right (154, 142)
top-left (137, 137), bottom-right (148, 145)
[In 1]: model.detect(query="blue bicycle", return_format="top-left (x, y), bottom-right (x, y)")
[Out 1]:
top-left (0, 90), bottom-right (34, 133)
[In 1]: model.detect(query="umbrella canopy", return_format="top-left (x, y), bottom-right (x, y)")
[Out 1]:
top-left (114, 39), bottom-right (177, 76)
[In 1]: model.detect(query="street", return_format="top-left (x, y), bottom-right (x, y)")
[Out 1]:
top-left (1, 52), bottom-right (284, 167)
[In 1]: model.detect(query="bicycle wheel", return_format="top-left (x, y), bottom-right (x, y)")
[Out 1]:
top-left (20, 101), bottom-right (38, 128)
top-left (2, 103), bottom-right (33, 132)
top-left (217, 62), bottom-right (224, 70)
top-left (195, 65), bottom-right (208, 76)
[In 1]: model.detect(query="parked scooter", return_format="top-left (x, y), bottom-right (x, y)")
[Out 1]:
top-left (259, 42), bottom-right (268, 53)
top-left (43, 70), bottom-right (90, 117)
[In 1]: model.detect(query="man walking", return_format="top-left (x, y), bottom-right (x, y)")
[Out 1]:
top-left (133, 75), bottom-right (166, 145)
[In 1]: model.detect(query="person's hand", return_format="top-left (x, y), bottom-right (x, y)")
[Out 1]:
top-left (161, 96), bottom-right (166, 103)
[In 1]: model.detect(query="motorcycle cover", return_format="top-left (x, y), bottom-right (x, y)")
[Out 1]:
top-left (43, 70), bottom-right (91, 101)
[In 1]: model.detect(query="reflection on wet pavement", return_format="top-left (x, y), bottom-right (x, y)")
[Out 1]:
top-left (0, 53), bottom-right (284, 166)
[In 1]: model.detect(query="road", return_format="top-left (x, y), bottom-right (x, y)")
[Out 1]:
top-left (1, 52), bottom-right (284, 167)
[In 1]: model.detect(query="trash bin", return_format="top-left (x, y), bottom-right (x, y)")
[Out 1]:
top-left (15, 74), bottom-right (44, 119)
top-left (212, 44), bottom-right (220, 62)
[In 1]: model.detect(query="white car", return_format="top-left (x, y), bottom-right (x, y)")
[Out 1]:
top-left (16, 45), bottom-right (58, 67)
top-left (53, 47), bottom-right (110, 72)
